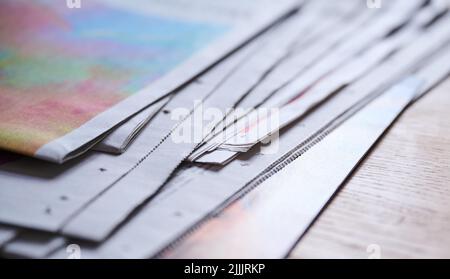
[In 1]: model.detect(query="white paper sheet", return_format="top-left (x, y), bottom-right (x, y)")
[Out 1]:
top-left (93, 96), bottom-right (171, 154)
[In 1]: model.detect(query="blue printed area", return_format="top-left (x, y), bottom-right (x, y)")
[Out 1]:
top-left (46, 1), bottom-right (229, 93)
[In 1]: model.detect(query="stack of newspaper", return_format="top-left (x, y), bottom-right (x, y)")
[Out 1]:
top-left (0, 0), bottom-right (449, 258)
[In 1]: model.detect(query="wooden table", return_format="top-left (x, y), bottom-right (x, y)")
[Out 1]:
top-left (290, 77), bottom-right (450, 259)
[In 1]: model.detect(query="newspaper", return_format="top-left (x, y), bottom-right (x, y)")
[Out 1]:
top-left (4, 0), bottom-right (441, 242)
top-left (189, 0), bottom-right (434, 163)
top-left (164, 52), bottom-right (450, 257)
top-left (195, 3), bottom-right (444, 163)
top-left (161, 77), bottom-right (424, 259)
top-left (0, 31), bottom-right (259, 233)
top-left (6, 44), bottom-right (449, 257)
top-left (188, 1), bottom-right (375, 160)
top-left (59, 8), bottom-right (330, 241)
top-left (0, 0), bottom-right (297, 163)
top-left (56, 0), bottom-right (390, 240)
top-left (41, 37), bottom-right (450, 259)
top-left (93, 96), bottom-right (171, 154)
top-left (1, 0), bottom-right (450, 259)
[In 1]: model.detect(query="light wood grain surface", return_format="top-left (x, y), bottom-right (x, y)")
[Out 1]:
top-left (289, 77), bottom-right (450, 259)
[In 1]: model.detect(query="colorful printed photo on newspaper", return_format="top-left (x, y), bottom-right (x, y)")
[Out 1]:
top-left (0, 0), bottom-right (297, 163)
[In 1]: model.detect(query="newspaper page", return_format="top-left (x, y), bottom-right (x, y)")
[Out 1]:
top-left (0, 0), bottom-right (297, 163)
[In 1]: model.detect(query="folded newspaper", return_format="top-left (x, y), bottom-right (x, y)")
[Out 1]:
top-left (0, 0), bottom-right (449, 259)
top-left (0, 0), bottom-right (297, 163)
